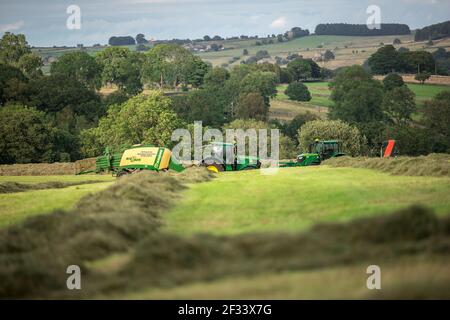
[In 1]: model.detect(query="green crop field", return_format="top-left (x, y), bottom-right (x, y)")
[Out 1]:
top-left (164, 166), bottom-right (450, 235)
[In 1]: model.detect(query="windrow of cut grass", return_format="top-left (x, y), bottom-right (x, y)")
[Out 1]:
top-left (324, 154), bottom-right (450, 177)
top-left (25, 206), bottom-right (450, 298)
top-left (0, 167), bottom-right (214, 298)
top-left (0, 165), bottom-right (448, 299)
top-left (0, 180), bottom-right (106, 194)
top-left (116, 206), bottom-right (449, 299)
top-left (0, 158), bottom-right (96, 176)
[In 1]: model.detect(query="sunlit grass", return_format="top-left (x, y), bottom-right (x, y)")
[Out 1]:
top-left (164, 166), bottom-right (450, 235)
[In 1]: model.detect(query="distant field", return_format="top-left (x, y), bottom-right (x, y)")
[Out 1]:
top-left (34, 34), bottom-right (450, 70)
top-left (0, 175), bottom-right (114, 228)
top-left (197, 34), bottom-right (450, 68)
top-left (271, 81), bottom-right (450, 121)
top-left (409, 83), bottom-right (450, 105)
top-left (164, 166), bottom-right (450, 235)
top-left (197, 34), bottom-right (419, 68)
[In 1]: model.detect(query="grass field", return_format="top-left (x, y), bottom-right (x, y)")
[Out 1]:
top-left (0, 165), bottom-right (449, 299)
top-left (0, 175), bottom-right (114, 228)
top-left (164, 166), bottom-right (450, 235)
top-left (270, 82), bottom-right (450, 120)
top-left (122, 256), bottom-right (450, 299)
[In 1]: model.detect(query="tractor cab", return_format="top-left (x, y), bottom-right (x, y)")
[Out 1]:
top-left (309, 140), bottom-right (345, 161)
top-left (202, 142), bottom-right (261, 172)
top-left (295, 140), bottom-right (345, 166)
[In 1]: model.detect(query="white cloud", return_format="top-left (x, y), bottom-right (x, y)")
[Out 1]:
top-left (270, 16), bottom-right (287, 29)
top-left (0, 20), bottom-right (24, 32)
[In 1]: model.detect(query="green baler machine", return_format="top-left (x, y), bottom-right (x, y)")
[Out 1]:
top-left (79, 145), bottom-right (184, 176)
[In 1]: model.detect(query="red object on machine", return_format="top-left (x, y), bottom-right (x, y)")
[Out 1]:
top-left (383, 140), bottom-right (396, 158)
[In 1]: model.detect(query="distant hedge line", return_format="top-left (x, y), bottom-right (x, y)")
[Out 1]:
top-left (415, 20), bottom-right (450, 41)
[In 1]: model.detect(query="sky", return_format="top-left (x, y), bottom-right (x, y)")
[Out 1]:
top-left (0, 0), bottom-right (449, 46)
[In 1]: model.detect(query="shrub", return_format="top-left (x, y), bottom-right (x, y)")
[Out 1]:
top-left (0, 104), bottom-right (57, 164)
top-left (81, 92), bottom-right (183, 153)
top-left (279, 68), bottom-right (293, 83)
top-left (284, 81), bottom-right (311, 101)
top-left (323, 50), bottom-right (335, 61)
top-left (283, 112), bottom-right (318, 140)
top-left (415, 72), bottom-right (431, 85)
top-left (236, 92), bottom-right (268, 121)
top-left (383, 73), bottom-right (404, 91)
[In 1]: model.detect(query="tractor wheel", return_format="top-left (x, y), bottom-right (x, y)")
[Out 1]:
top-left (116, 170), bottom-right (130, 178)
top-left (206, 163), bottom-right (224, 173)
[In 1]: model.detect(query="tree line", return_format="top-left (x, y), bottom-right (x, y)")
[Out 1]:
top-left (327, 66), bottom-right (450, 156)
top-left (367, 44), bottom-right (450, 76)
top-left (414, 20), bottom-right (450, 41)
top-left (368, 45), bottom-right (436, 75)
top-left (315, 23), bottom-right (410, 36)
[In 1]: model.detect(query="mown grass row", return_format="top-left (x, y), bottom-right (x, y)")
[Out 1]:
top-left (0, 168), bottom-right (214, 298)
top-left (324, 153), bottom-right (450, 177)
top-left (0, 165), bottom-right (448, 298)
top-left (0, 180), bottom-right (106, 194)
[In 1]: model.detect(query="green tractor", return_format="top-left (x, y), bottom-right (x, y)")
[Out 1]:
top-left (202, 142), bottom-right (261, 173)
top-left (280, 140), bottom-right (345, 167)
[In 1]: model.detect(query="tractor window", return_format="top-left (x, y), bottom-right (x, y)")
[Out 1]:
top-left (322, 143), bottom-right (338, 159)
top-left (324, 143), bottom-right (338, 153)
top-left (224, 145), bottom-right (234, 164)
top-left (208, 144), bottom-right (235, 164)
